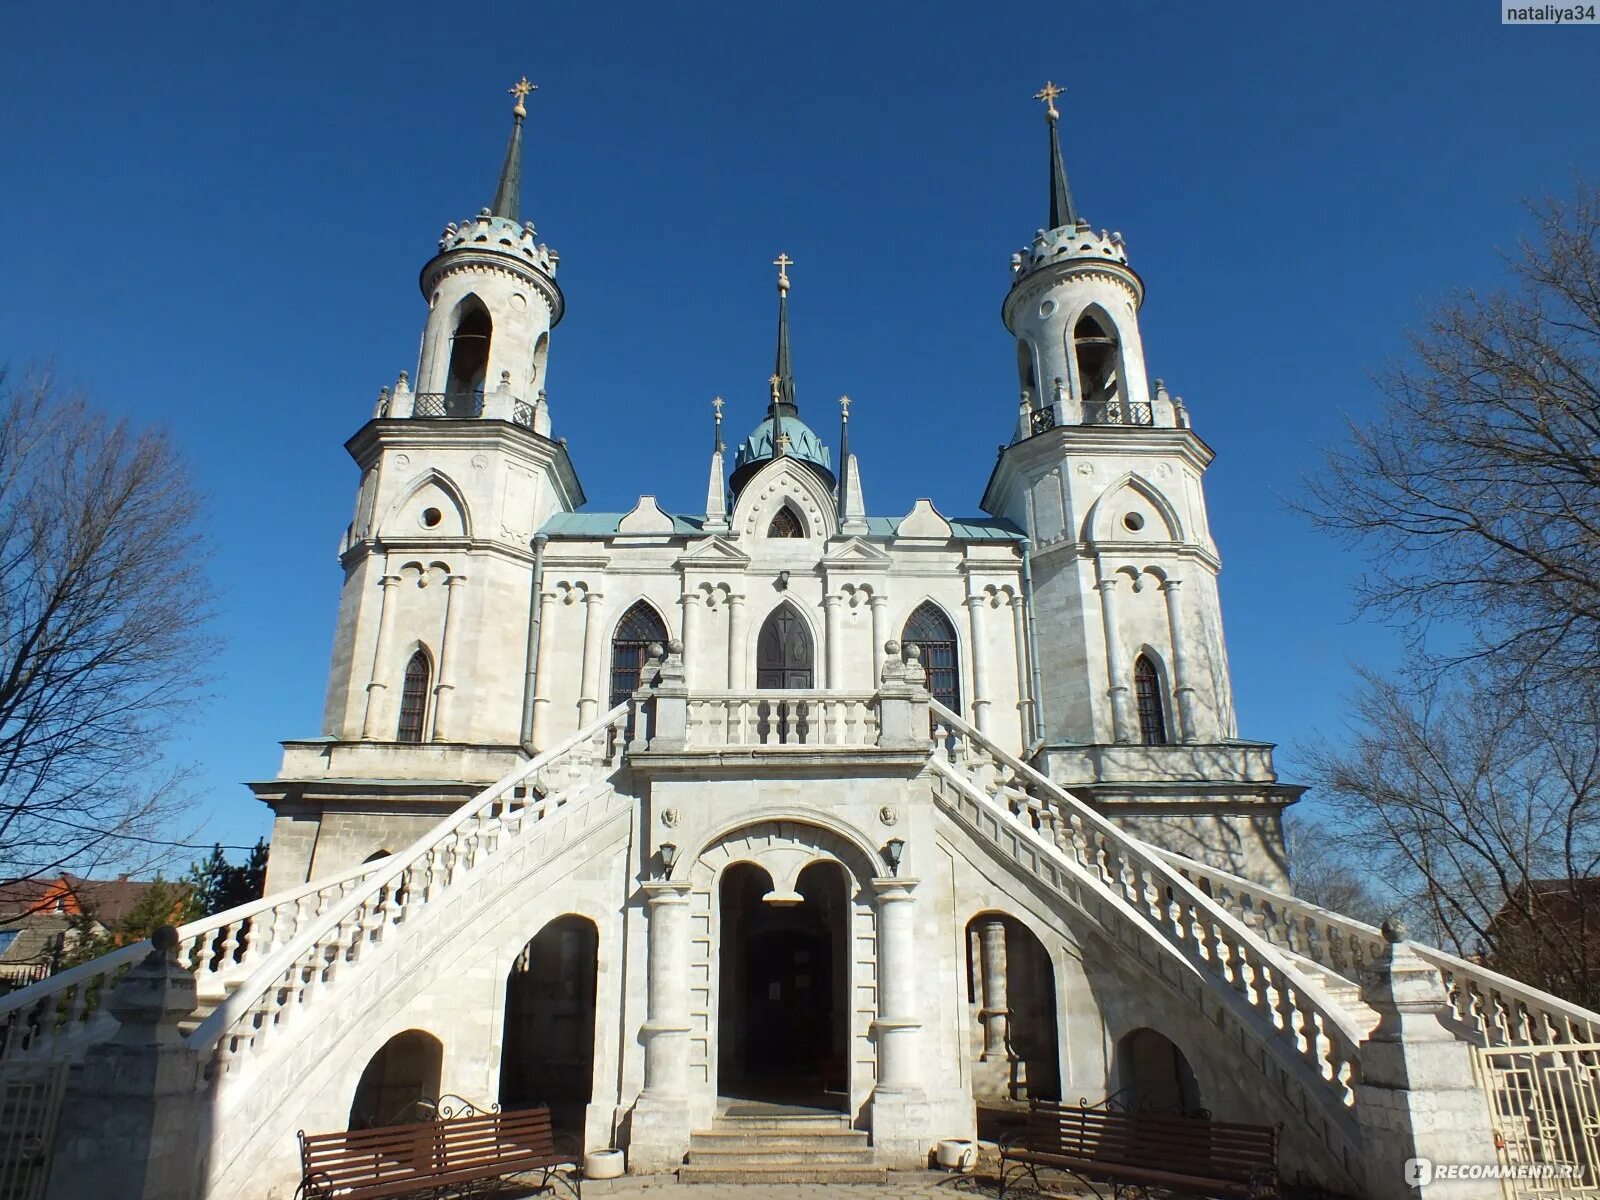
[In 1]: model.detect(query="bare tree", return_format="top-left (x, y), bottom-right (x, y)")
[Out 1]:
top-left (1303, 667), bottom-right (1600, 1006)
top-left (0, 369), bottom-right (213, 898)
top-left (1282, 813), bottom-right (1390, 927)
top-left (1305, 181), bottom-right (1600, 676)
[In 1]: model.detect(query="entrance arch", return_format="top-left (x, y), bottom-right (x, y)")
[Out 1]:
top-left (717, 860), bottom-right (849, 1107)
top-left (756, 604), bottom-right (814, 689)
top-left (500, 915), bottom-right (598, 1137)
top-left (965, 913), bottom-right (1061, 1102)
top-left (349, 1029), bottom-right (442, 1128)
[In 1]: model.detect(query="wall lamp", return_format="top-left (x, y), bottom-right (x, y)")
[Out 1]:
top-left (776, 570), bottom-right (790, 591)
top-left (882, 838), bottom-right (905, 877)
top-left (658, 842), bottom-right (678, 878)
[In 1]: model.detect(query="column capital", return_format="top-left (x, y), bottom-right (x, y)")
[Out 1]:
top-left (445, 573), bottom-right (469, 588)
top-left (641, 879), bottom-right (694, 904)
top-left (583, 588), bottom-right (606, 605)
top-left (1008, 591), bottom-right (1026, 608)
top-left (1158, 577), bottom-right (1183, 593)
top-left (870, 877), bottom-right (920, 900)
top-left (868, 593), bottom-right (889, 608)
top-left (1095, 576), bottom-right (1120, 593)
top-left (823, 592), bottom-right (841, 607)
top-left (380, 573), bottom-right (403, 588)
top-left (965, 593), bottom-right (986, 609)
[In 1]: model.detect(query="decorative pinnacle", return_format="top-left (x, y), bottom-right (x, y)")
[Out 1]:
top-left (712, 395), bottom-right (725, 452)
top-left (773, 252), bottom-right (793, 294)
top-left (1034, 81), bottom-right (1063, 122)
top-left (509, 77), bottom-right (537, 119)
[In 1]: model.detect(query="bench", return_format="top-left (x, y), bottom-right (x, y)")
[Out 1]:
top-left (296, 1104), bottom-right (579, 1199)
top-left (999, 1098), bottom-right (1279, 1200)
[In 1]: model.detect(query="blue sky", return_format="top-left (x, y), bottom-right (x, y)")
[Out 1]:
top-left (2, 2), bottom-right (1596, 861)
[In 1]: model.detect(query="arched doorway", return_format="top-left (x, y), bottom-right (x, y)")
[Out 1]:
top-left (756, 605), bottom-right (813, 689)
top-left (500, 915), bottom-right (598, 1138)
top-left (1114, 1028), bottom-right (1204, 1116)
top-left (349, 1029), bottom-right (442, 1128)
top-left (718, 861), bottom-right (848, 1108)
top-left (964, 914), bottom-right (1060, 1103)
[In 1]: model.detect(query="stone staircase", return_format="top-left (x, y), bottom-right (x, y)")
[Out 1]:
top-left (680, 1109), bottom-right (885, 1184)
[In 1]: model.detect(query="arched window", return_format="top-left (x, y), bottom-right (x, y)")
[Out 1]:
top-left (756, 604), bottom-right (813, 688)
top-left (1016, 340), bottom-right (1038, 400)
top-left (610, 601), bottom-right (668, 709)
top-left (1074, 313), bottom-right (1121, 419)
top-left (1134, 654), bottom-right (1167, 746)
top-left (397, 650), bottom-right (431, 743)
top-left (445, 297), bottom-right (492, 411)
top-left (902, 602), bottom-right (960, 714)
top-left (767, 506), bottom-right (804, 538)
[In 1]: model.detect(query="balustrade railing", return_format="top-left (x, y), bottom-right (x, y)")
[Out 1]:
top-left (925, 699), bottom-right (1364, 1158)
top-left (0, 855), bottom-right (391, 1061)
top-left (1152, 847), bottom-right (1600, 1049)
top-left (1083, 399), bottom-right (1153, 427)
top-left (411, 391), bottom-right (485, 419)
top-left (512, 400), bottom-right (535, 428)
top-left (683, 691), bottom-right (880, 749)
top-left (192, 703), bottom-right (630, 1077)
top-left (1028, 405), bottom-right (1057, 435)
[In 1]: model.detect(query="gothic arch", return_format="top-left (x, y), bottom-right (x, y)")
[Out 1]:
top-left (445, 294), bottom-right (493, 397)
top-left (396, 644), bottom-right (434, 743)
top-left (754, 600), bottom-right (816, 690)
top-left (1067, 302), bottom-right (1128, 412)
top-left (1133, 650), bottom-right (1170, 747)
top-left (609, 599), bottom-right (670, 708)
top-left (1081, 472), bottom-right (1183, 546)
top-left (378, 469), bottom-right (474, 540)
top-left (900, 599), bottom-right (961, 714)
top-left (730, 456), bottom-right (839, 541)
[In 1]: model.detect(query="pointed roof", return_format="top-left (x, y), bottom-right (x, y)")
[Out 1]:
top-left (491, 77), bottom-right (536, 221)
top-left (1035, 81), bottom-right (1078, 231)
top-left (769, 253), bottom-right (798, 419)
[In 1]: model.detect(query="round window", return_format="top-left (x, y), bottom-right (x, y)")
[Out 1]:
top-left (421, 507), bottom-right (443, 529)
top-left (1122, 512), bottom-right (1145, 533)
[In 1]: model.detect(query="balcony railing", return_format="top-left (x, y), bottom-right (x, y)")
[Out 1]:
top-left (512, 400), bottom-right (535, 429)
top-left (1083, 399), bottom-right (1153, 427)
top-left (1028, 405), bottom-right (1058, 436)
top-left (684, 691), bottom-right (881, 749)
top-left (411, 391), bottom-right (485, 419)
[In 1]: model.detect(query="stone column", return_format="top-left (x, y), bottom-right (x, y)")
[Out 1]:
top-left (577, 588), bottom-right (606, 725)
top-left (823, 592), bottom-right (842, 688)
top-left (726, 592), bottom-right (747, 688)
top-left (630, 879), bottom-right (696, 1172)
top-left (431, 573), bottom-right (467, 742)
top-left (680, 588), bottom-right (700, 689)
top-left (1159, 579), bottom-right (1200, 743)
top-left (528, 586), bottom-right (559, 750)
top-left (965, 593), bottom-right (991, 733)
top-left (1009, 592), bottom-right (1034, 747)
top-left (976, 917), bottom-right (1010, 1060)
top-left (1095, 577), bottom-right (1135, 744)
top-left (46, 927), bottom-right (204, 1200)
top-left (1355, 922), bottom-right (1499, 1200)
top-left (870, 876), bottom-right (929, 1163)
top-left (360, 573), bottom-right (403, 740)
top-left (869, 594), bottom-right (888, 684)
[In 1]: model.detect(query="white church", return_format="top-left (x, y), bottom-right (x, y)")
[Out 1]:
top-left (5, 83), bottom-right (1593, 1200)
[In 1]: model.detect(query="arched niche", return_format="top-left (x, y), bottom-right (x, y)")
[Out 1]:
top-left (963, 912), bottom-right (1060, 1104)
top-left (1112, 1027), bottom-right (1204, 1116)
top-left (756, 602), bottom-right (814, 689)
top-left (348, 1029), bottom-right (443, 1129)
top-left (500, 914), bottom-right (599, 1138)
top-left (445, 295), bottom-right (492, 400)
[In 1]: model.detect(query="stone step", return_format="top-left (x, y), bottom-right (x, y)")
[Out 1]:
top-left (679, 1163), bottom-right (888, 1185)
top-left (710, 1113), bottom-right (853, 1130)
top-left (690, 1129), bottom-right (870, 1151)
top-left (688, 1148), bottom-right (876, 1166)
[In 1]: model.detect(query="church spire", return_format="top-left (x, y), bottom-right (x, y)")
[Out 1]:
top-left (1035, 81), bottom-right (1078, 231)
top-left (769, 253), bottom-right (798, 419)
top-left (491, 77), bottom-right (536, 221)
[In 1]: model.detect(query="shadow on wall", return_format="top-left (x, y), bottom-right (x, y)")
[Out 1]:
top-left (349, 1029), bottom-right (444, 1128)
top-left (1109, 1027), bottom-right (1204, 1116)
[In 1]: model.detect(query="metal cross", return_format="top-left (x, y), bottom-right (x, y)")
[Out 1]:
top-left (1034, 81), bottom-right (1063, 121)
top-left (839, 394), bottom-right (852, 419)
top-left (712, 395), bottom-right (725, 419)
top-left (773, 252), bottom-right (793, 293)
top-left (776, 430), bottom-right (792, 453)
top-left (769, 374), bottom-right (782, 401)
top-left (509, 77), bottom-right (538, 117)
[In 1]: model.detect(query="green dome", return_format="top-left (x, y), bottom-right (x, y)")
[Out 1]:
top-left (730, 416), bottom-right (834, 495)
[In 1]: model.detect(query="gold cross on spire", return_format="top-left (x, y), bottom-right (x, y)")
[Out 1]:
top-left (712, 395), bottom-right (725, 419)
top-left (839, 394), bottom-right (852, 420)
top-left (1034, 81), bottom-right (1063, 122)
top-left (769, 373), bottom-right (782, 402)
top-left (776, 429), bottom-right (792, 454)
top-left (509, 77), bottom-right (537, 118)
top-left (773, 252), bottom-right (793, 294)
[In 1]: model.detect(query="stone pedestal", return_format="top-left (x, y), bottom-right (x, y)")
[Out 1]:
top-left (1355, 923), bottom-right (1499, 1200)
top-left (46, 928), bottom-right (205, 1200)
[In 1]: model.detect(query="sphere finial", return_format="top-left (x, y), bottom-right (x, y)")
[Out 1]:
top-left (1034, 81), bottom-right (1063, 122)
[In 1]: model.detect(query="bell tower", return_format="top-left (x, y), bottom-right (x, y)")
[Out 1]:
top-left (318, 79), bottom-right (583, 752)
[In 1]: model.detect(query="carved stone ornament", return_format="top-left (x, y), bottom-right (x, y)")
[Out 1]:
top-left (878, 805), bottom-right (900, 827)
top-left (660, 808), bottom-right (680, 828)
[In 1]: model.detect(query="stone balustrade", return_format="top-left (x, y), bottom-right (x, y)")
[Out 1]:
top-left (1153, 847), bottom-right (1600, 1049)
top-left (683, 691), bottom-right (880, 749)
top-left (192, 702), bottom-right (631, 1079)
top-left (926, 699), bottom-right (1367, 1176)
top-left (0, 856), bottom-right (391, 1062)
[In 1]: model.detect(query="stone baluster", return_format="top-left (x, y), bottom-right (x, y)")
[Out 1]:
top-left (976, 917), bottom-right (1011, 1063)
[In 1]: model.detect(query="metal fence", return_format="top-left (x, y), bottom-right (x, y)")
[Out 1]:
top-left (1476, 1042), bottom-right (1600, 1198)
top-left (0, 1060), bottom-right (67, 1200)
